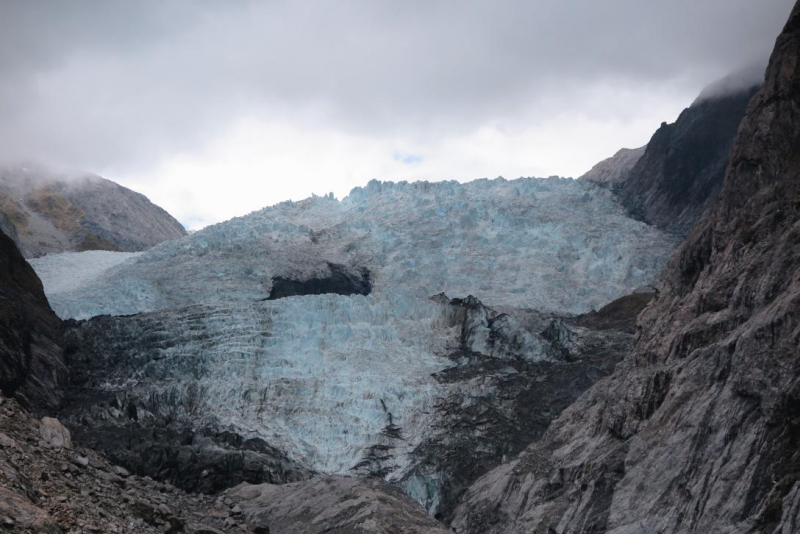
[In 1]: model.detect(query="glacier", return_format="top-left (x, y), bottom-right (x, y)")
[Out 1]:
top-left (34, 177), bottom-right (680, 502)
top-left (29, 250), bottom-right (141, 298)
top-left (39, 178), bottom-right (677, 319)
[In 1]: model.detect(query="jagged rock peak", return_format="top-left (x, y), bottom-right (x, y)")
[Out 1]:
top-left (578, 146), bottom-right (646, 185)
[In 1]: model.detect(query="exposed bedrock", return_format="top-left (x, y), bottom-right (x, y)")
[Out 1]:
top-left (0, 229), bottom-right (66, 410)
top-left (582, 73), bottom-right (760, 237)
top-left (230, 476), bottom-right (451, 533)
top-left (266, 263), bottom-right (371, 299)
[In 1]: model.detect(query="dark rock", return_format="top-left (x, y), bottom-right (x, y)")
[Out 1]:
top-left (583, 75), bottom-right (760, 238)
top-left (64, 421), bottom-right (312, 495)
top-left (573, 290), bottom-right (655, 333)
top-left (186, 524), bottom-right (225, 534)
top-left (130, 500), bottom-right (158, 525)
top-left (0, 229), bottom-right (66, 410)
top-left (620, 82), bottom-right (759, 236)
top-left (395, 294), bottom-right (636, 521)
top-left (165, 514), bottom-right (186, 533)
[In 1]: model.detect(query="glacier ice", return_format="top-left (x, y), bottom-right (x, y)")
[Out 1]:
top-left (35, 177), bottom-right (680, 487)
top-left (39, 178), bottom-right (678, 319)
top-left (30, 250), bottom-right (141, 298)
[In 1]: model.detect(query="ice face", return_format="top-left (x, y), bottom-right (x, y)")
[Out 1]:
top-left (29, 250), bottom-right (141, 298)
top-left (35, 177), bottom-right (679, 484)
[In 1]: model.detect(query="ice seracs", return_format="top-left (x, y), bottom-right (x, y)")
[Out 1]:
top-left (38, 177), bottom-right (678, 319)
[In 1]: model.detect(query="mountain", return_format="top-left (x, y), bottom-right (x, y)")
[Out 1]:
top-left (0, 228), bottom-right (66, 410)
top-left (583, 77), bottom-right (760, 237)
top-left (452, 3), bottom-right (800, 532)
top-left (0, 164), bottom-right (186, 258)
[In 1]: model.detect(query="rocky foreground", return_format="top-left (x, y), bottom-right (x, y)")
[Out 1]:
top-left (0, 395), bottom-right (453, 533)
top-left (0, 396), bottom-right (247, 533)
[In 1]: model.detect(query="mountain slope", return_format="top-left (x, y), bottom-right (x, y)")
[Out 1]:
top-left (452, 4), bottom-right (800, 532)
top-left (0, 165), bottom-right (186, 257)
top-left (0, 229), bottom-right (66, 410)
top-left (583, 78), bottom-right (760, 237)
top-left (578, 146), bottom-right (645, 185)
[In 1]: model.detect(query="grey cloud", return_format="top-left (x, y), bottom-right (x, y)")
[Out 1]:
top-left (693, 62), bottom-right (767, 104)
top-left (0, 0), bottom-right (794, 170)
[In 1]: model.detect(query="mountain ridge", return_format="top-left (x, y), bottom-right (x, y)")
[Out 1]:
top-left (0, 164), bottom-right (186, 257)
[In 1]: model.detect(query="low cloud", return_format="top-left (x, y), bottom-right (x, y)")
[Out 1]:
top-left (693, 62), bottom-right (767, 104)
top-left (0, 0), bottom-right (794, 227)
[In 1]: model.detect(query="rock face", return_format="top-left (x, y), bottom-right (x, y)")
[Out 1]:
top-left (0, 229), bottom-right (66, 410)
top-left (230, 476), bottom-right (451, 533)
top-left (452, 4), bottom-right (800, 533)
top-left (0, 164), bottom-right (186, 257)
top-left (583, 78), bottom-right (760, 237)
top-left (578, 146), bottom-right (646, 185)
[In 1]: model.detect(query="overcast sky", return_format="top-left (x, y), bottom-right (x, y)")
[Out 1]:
top-left (0, 1), bottom-right (794, 229)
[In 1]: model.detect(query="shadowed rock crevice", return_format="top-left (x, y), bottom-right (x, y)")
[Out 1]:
top-left (265, 263), bottom-right (371, 299)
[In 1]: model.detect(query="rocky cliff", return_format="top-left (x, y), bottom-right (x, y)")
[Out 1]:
top-left (452, 3), bottom-right (800, 532)
top-left (0, 229), bottom-right (66, 410)
top-left (0, 165), bottom-right (186, 257)
top-left (583, 78), bottom-right (759, 237)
